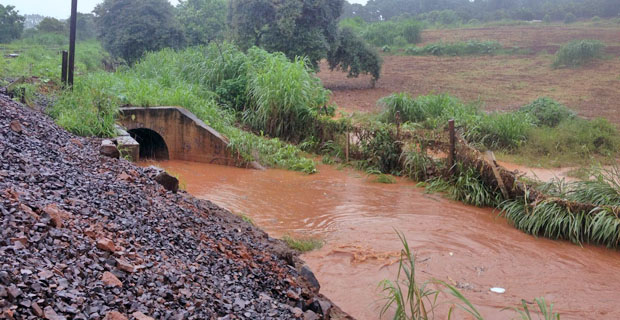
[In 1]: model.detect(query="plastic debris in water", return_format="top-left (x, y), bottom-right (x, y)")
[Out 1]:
top-left (490, 287), bottom-right (506, 294)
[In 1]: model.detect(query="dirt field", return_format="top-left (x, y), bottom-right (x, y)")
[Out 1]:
top-left (318, 25), bottom-right (620, 124)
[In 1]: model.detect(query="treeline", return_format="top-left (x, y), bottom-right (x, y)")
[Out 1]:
top-left (1, 0), bottom-right (382, 84)
top-left (343, 0), bottom-right (620, 23)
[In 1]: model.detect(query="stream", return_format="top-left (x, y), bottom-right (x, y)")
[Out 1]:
top-left (144, 160), bottom-right (620, 319)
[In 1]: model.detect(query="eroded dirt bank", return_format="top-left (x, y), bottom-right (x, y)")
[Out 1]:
top-left (0, 94), bottom-right (350, 320)
top-left (154, 160), bottom-right (620, 320)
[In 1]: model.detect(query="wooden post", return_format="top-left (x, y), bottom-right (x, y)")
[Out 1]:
top-left (345, 131), bottom-right (350, 163)
top-left (68, 0), bottom-right (78, 88)
top-left (448, 119), bottom-right (455, 172)
top-left (61, 50), bottom-right (68, 87)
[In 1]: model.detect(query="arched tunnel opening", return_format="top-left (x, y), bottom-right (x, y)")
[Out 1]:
top-left (128, 128), bottom-right (170, 160)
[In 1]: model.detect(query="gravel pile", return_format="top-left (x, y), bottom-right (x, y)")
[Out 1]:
top-left (0, 94), bottom-right (350, 320)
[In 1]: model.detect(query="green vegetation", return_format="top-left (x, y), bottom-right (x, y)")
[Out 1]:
top-left (282, 235), bottom-right (324, 252)
top-left (176, 0), bottom-right (227, 45)
top-left (327, 27), bottom-right (382, 85)
top-left (36, 17), bottom-right (66, 34)
top-left (380, 231), bottom-right (559, 319)
top-left (0, 40), bottom-right (110, 84)
top-left (94, 0), bottom-right (184, 64)
top-left (339, 17), bottom-right (423, 48)
top-left (0, 5), bottom-right (24, 43)
top-left (50, 44), bottom-right (328, 173)
top-left (378, 93), bottom-right (620, 163)
top-left (552, 39), bottom-right (605, 68)
top-left (404, 40), bottom-right (502, 56)
top-left (501, 168), bottom-right (620, 248)
top-left (229, 0), bottom-right (381, 83)
top-left (342, 0), bottom-right (619, 25)
top-left (564, 12), bottom-right (577, 24)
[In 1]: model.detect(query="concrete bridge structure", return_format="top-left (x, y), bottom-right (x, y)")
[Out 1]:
top-left (118, 106), bottom-right (248, 167)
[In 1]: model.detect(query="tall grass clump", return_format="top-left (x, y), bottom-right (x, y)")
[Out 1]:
top-left (244, 49), bottom-right (329, 142)
top-left (552, 39), bottom-right (604, 68)
top-left (427, 164), bottom-right (503, 207)
top-left (355, 18), bottom-right (423, 48)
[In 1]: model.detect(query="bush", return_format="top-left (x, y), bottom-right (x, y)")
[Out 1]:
top-left (519, 97), bottom-right (576, 127)
top-left (543, 14), bottom-right (551, 23)
top-left (552, 39), bottom-right (604, 68)
top-left (591, 16), bottom-right (601, 22)
top-left (564, 12), bottom-right (577, 24)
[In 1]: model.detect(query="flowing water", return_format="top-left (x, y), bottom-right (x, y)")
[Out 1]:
top-left (144, 160), bottom-right (620, 319)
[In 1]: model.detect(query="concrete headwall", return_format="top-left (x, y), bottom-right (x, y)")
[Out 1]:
top-left (118, 107), bottom-right (245, 167)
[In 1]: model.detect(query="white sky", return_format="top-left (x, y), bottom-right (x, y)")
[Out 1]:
top-left (1, 0), bottom-right (367, 19)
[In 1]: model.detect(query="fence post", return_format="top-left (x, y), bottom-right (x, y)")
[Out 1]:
top-left (61, 50), bottom-right (68, 87)
top-left (68, 0), bottom-right (78, 89)
top-left (448, 119), bottom-right (455, 173)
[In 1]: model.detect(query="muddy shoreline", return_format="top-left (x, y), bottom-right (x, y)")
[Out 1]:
top-left (0, 94), bottom-right (351, 319)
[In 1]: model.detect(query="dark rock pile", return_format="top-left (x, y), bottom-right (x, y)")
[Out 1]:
top-left (0, 94), bottom-right (351, 320)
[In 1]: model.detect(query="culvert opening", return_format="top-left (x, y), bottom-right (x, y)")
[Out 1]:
top-left (128, 128), bottom-right (170, 160)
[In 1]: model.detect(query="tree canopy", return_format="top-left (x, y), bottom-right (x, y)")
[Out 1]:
top-left (229, 0), bottom-right (382, 83)
top-left (94, 0), bottom-right (184, 64)
top-left (0, 5), bottom-right (25, 43)
top-left (228, 0), bottom-right (342, 69)
top-left (37, 17), bottom-right (66, 34)
top-left (177, 0), bottom-right (227, 46)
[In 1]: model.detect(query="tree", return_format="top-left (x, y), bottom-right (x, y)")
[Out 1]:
top-left (94, 0), bottom-right (184, 64)
top-left (228, 0), bottom-right (342, 69)
top-left (0, 5), bottom-right (24, 43)
top-left (37, 17), bottom-right (66, 34)
top-left (177, 0), bottom-right (227, 46)
top-left (327, 27), bottom-right (381, 86)
top-left (73, 13), bottom-right (97, 41)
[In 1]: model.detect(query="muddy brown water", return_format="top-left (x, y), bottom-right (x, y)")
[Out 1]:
top-left (142, 160), bottom-right (620, 319)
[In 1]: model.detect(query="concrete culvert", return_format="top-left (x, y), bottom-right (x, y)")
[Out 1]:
top-left (128, 128), bottom-right (169, 160)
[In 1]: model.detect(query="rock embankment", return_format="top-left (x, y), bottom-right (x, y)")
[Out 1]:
top-left (0, 94), bottom-right (351, 320)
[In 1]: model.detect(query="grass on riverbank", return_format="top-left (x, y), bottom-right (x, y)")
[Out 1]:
top-left (282, 235), bottom-right (324, 252)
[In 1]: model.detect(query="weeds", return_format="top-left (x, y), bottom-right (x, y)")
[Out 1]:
top-left (405, 40), bottom-right (502, 56)
top-left (552, 39), bottom-right (604, 68)
top-left (282, 235), bottom-right (324, 252)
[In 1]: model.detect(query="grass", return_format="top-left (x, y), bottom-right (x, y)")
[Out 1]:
top-left (501, 166), bottom-right (620, 248)
top-left (282, 235), bottom-right (324, 252)
top-left (378, 93), bottom-right (620, 165)
top-left (380, 231), bottom-right (559, 319)
top-left (405, 40), bottom-right (502, 56)
top-left (552, 39), bottom-right (605, 68)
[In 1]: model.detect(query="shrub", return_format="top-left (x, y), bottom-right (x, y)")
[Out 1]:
top-left (564, 12), bottom-right (577, 24)
top-left (543, 14), bottom-right (551, 23)
top-left (519, 97), bottom-right (576, 127)
top-left (552, 39), bottom-right (604, 68)
top-left (467, 19), bottom-right (481, 25)
top-left (591, 16), bottom-right (601, 22)
top-left (475, 112), bottom-right (534, 149)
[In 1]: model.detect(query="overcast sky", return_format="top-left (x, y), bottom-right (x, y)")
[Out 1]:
top-left (1, 0), bottom-right (367, 19)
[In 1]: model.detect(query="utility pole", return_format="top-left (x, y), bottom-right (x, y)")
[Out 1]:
top-left (68, 0), bottom-right (78, 88)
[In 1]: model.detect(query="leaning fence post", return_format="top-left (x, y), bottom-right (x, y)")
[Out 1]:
top-left (448, 119), bottom-right (455, 173)
top-left (61, 50), bottom-right (68, 87)
top-left (345, 130), bottom-right (350, 163)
